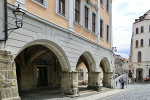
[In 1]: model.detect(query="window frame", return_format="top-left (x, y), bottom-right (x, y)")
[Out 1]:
top-left (84, 6), bottom-right (89, 28)
top-left (56, 0), bottom-right (68, 19)
top-left (106, 24), bottom-right (110, 43)
top-left (100, 0), bottom-right (104, 7)
top-left (136, 40), bottom-right (138, 48)
top-left (138, 51), bottom-right (141, 62)
top-left (30, 0), bottom-right (47, 9)
top-left (92, 13), bottom-right (96, 33)
top-left (106, 0), bottom-right (109, 13)
top-left (78, 68), bottom-right (84, 81)
top-left (100, 18), bottom-right (104, 39)
top-left (140, 39), bottom-right (143, 47)
top-left (141, 26), bottom-right (144, 33)
top-left (136, 28), bottom-right (139, 34)
top-left (75, 0), bottom-right (80, 23)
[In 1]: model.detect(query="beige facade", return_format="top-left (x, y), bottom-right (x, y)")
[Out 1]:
top-left (0, 0), bottom-right (113, 99)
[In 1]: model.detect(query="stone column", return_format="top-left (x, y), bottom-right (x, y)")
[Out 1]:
top-left (0, 50), bottom-right (20, 100)
top-left (87, 72), bottom-right (101, 91)
top-left (103, 72), bottom-right (113, 88)
top-left (61, 71), bottom-right (78, 95)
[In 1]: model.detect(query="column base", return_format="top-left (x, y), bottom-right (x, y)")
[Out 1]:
top-left (87, 86), bottom-right (101, 92)
top-left (61, 87), bottom-right (79, 95)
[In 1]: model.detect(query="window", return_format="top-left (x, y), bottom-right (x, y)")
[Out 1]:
top-left (136, 28), bottom-right (139, 34)
top-left (149, 25), bottom-right (150, 32)
top-left (149, 39), bottom-right (150, 46)
top-left (100, 0), bottom-right (104, 6)
top-left (136, 40), bottom-right (138, 48)
top-left (75, 0), bottom-right (80, 23)
top-left (138, 51), bottom-right (141, 62)
top-left (30, 0), bottom-right (47, 8)
top-left (92, 13), bottom-right (96, 33)
top-left (57, 0), bottom-right (65, 15)
top-left (100, 19), bottom-right (103, 38)
top-left (106, 25), bottom-right (109, 42)
top-left (36, 0), bottom-right (43, 4)
top-left (106, 0), bottom-right (109, 12)
top-left (85, 6), bottom-right (88, 28)
top-left (141, 26), bottom-right (144, 33)
top-left (141, 39), bottom-right (143, 47)
top-left (78, 68), bottom-right (84, 80)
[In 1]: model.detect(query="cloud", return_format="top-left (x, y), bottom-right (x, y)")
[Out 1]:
top-left (112, 0), bottom-right (150, 59)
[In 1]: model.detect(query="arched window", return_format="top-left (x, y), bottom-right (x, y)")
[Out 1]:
top-left (78, 68), bottom-right (84, 80)
top-left (141, 39), bottom-right (143, 47)
top-left (136, 28), bottom-right (139, 34)
top-left (141, 26), bottom-right (144, 33)
top-left (136, 40), bottom-right (138, 47)
top-left (138, 51), bottom-right (141, 62)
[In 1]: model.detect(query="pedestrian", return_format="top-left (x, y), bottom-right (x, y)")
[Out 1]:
top-left (119, 77), bottom-right (122, 89)
top-left (121, 77), bottom-right (125, 89)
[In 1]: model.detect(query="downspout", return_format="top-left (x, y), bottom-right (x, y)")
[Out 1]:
top-left (0, 0), bottom-right (8, 42)
top-left (4, 0), bottom-right (8, 41)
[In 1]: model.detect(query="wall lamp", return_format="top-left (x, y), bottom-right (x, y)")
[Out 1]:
top-left (10, 4), bottom-right (25, 30)
top-left (112, 47), bottom-right (117, 52)
top-left (0, 4), bottom-right (25, 42)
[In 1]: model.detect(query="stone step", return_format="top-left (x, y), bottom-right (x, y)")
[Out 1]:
top-left (79, 90), bottom-right (97, 96)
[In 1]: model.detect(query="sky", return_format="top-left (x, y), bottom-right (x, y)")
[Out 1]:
top-left (112, 0), bottom-right (150, 59)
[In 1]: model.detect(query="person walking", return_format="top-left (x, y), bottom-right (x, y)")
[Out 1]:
top-left (119, 77), bottom-right (122, 89)
top-left (121, 77), bottom-right (125, 89)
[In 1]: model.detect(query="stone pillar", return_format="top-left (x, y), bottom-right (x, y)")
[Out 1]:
top-left (0, 50), bottom-right (20, 100)
top-left (61, 71), bottom-right (78, 95)
top-left (103, 72), bottom-right (113, 88)
top-left (87, 72), bottom-right (101, 91)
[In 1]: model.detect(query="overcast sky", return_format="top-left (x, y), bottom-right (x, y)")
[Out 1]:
top-left (112, 0), bottom-right (150, 59)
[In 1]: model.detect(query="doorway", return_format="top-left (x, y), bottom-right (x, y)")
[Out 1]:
top-left (37, 67), bottom-right (47, 87)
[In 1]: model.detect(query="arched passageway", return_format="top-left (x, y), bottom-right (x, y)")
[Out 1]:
top-left (136, 68), bottom-right (143, 82)
top-left (99, 57), bottom-right (112, 88)
top-left (76, 52), bottom-right (101, 92)
top-left (15, 45), bottom-right (62, 93)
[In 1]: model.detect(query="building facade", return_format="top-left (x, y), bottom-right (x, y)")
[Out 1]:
top-left (0, 0), bottom-right (113, 99)
top-left (131, 10), bottom-right (150, 82)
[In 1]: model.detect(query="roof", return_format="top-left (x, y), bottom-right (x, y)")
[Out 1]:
top-left (134, 9), bottom-right (150, 24)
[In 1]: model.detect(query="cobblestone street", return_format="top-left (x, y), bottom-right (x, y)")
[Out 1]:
top-left (20, 82), bottom-right (150, 100)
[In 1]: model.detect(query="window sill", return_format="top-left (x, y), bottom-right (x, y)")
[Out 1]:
top-left (30, 0), bottom-right (47, 9)
top-left (100, 37), bottom-right (104, 40)
top-left (56, 12), bottom-right (67, 20)
top-left (106, 41), bottom-right (110, 44)
top-left (73, 21), bottom-right (83, 28)
top-left (83, 27), bottom-right (91, 33)
top-left (91, 32), bottom-right (98, 37)
top-left (100, 4), bottom-right (104, 8)
top-left (106, 11), bottom-right (110, 15)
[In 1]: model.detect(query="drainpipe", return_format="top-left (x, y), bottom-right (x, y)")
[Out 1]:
top-left (0, 0), bottom-right (8, 41)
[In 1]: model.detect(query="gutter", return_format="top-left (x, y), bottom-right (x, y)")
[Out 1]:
top-left (0, 0), bottom-right (8, 41)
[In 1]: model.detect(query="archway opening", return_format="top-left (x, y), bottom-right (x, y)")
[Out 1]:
top-left (136, 68), bottom-right (143, 82)
top-left (99, 58), bottom-right (111, 88)
top-left (15, 45), bottom-right (63, 97)
top-left (76, 52), bottom-right (96, 93)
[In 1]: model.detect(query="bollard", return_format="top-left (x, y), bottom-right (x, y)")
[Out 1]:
top-left (116, 81), bottom-right (117, 86)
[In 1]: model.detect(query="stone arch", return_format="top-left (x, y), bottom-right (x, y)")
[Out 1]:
top-left (76, 51), bottom-right (96, 72)
top-left (14, 39), bottom-right (71, 71)
top-left (100, 57), bottom-right (112, 88)
top-left (136, 68), bottom-right (143, 82)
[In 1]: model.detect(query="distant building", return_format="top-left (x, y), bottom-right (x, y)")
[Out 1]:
top-left (131, 9), bottom-right (150, 82)
top-left (114, 54), bottom-right (128, 74)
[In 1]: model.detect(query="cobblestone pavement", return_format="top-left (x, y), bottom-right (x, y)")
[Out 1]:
top-left (20, 82), bottom-right (150, 100)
